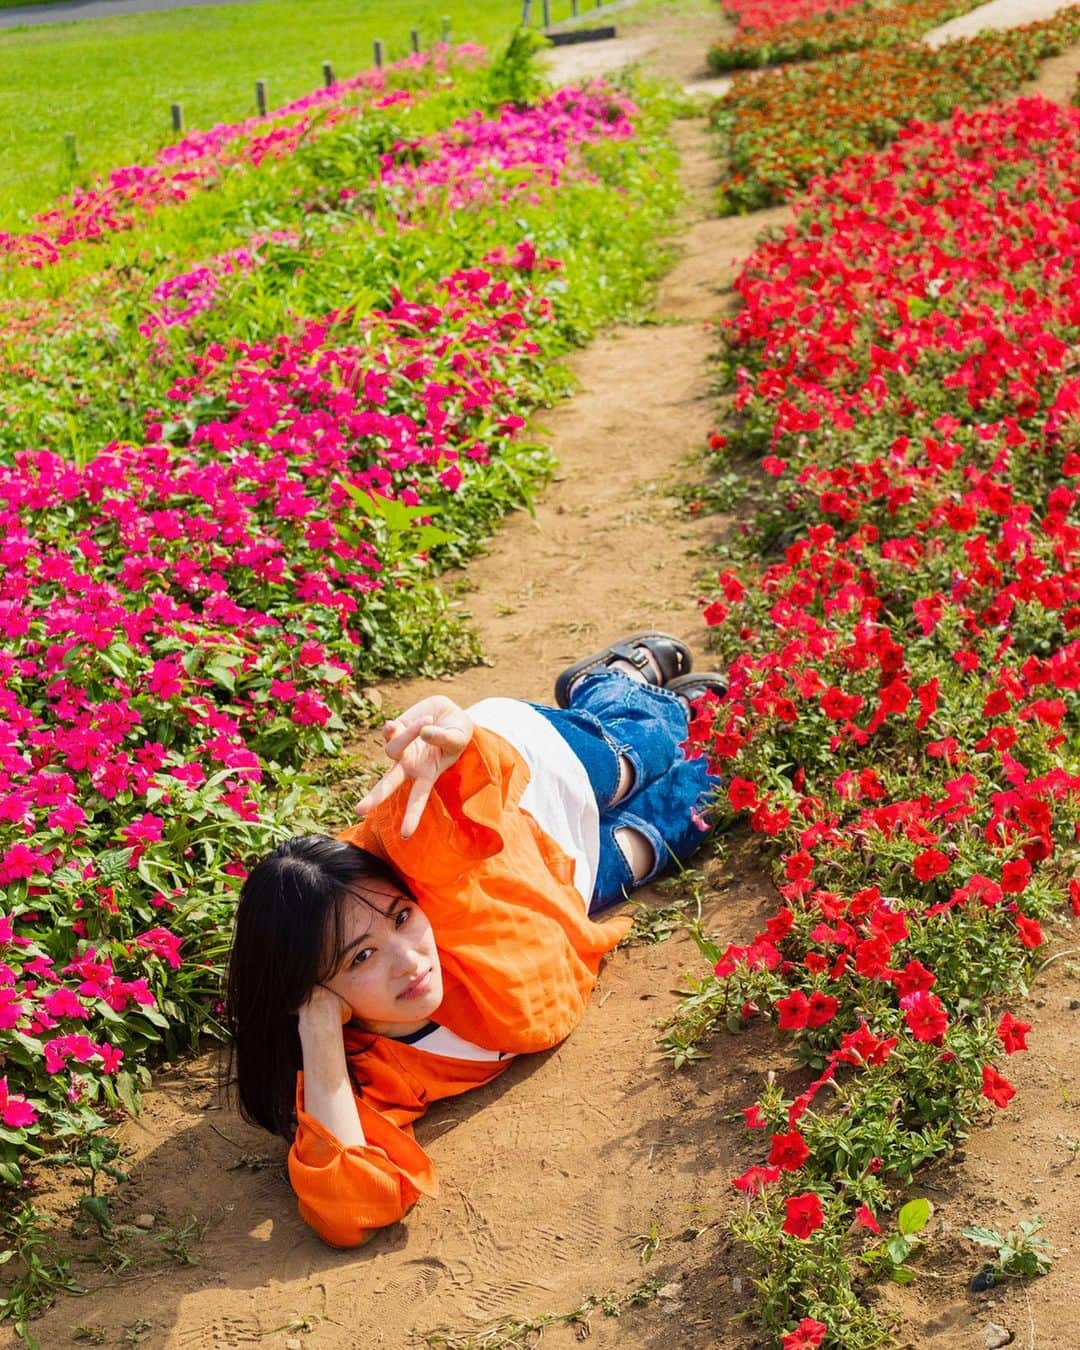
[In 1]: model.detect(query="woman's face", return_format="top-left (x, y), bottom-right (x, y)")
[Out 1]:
top-left (322, 879), bottom-right (443, 1036)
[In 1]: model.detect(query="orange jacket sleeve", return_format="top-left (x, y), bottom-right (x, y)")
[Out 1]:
top-left (288, 1075), bottom-right (438, 1249)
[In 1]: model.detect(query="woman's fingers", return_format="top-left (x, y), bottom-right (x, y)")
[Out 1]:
top-left (419, 723), bottom-right (470, 754)
top-left (383, 714), bottom-right (435, 761)
top-left (355, 762), bottom-right (406, 816)
top-left (400, 775), bottom-right (435, 840)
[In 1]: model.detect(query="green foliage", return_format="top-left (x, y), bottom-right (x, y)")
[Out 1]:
top-left (861, 1198), bottom-right (933, 1284)
top-left (0, 0), bottom-right (526, 225)
top-left (485, 28), bottom-right (553, 110)
top-left (962, 1216), bottom-right (1054, 1280)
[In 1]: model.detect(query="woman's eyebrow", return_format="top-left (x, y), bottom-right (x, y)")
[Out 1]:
top-left (335, 896), bottom-right (406, 961)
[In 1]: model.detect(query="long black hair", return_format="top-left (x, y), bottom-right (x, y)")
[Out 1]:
top-left (225, 834), bottom-right (412, 1140)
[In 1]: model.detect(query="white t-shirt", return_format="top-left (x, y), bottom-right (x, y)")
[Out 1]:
top-left (466, 698), bottom-right (600, 910)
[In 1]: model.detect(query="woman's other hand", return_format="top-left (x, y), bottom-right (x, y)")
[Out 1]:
top-left (297, 983), bottom-right (353, 1033)
top-left (355, 695), bottom-right (474, 839)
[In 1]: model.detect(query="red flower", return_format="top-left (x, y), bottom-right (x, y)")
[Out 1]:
top-left (728, 777), bottom-right (759, 811)
top-left (854, 934), bottom-right (893, 979)
top-left (782, 1191), bottom-right (824, 1240)
top-left (1001, 858), bottom-right (1031, 894)
top-left (768, 1129), bottom-right (811, 1172)
top-left (997, 1012), bottom-right (1031, 1054)
top-left (784, 851), bottom-right (815, 882)
top-left (912, 849), bottom-right (950, 882)
top-left (853, 1204), bottom-right (881, 1234)
top-left (731, 1164), bottom-right (781, 1194)
top-left (981, 1064), bottom-right (1016, 1108)
top-left (1070, 878), bottom-right (1080, 917)
top-left (901, 990), bottom-right (948, 1043)
top-left (776, 989), bottom-right (810, 1029)
top-left (889, 959), bottom-right (936, 998)
top-left (782, 1319), bottom-right (828, 1350)
top-left (743, 1104), bottom-right (766, 1128)
top-left (807, 991), bottom-right (839, 1028)
top-left (1014, 913), bottom-right (1043, 949)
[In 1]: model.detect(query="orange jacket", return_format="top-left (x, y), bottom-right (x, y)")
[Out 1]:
top-left (288, 727), bottom-right (631, 1247)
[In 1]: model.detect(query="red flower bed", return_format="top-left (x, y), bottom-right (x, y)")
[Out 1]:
top-left (707, 0), bottom-right (987, 72)
top-left (722, 0), bottom-right (867, 35)
top-left (710, 8), bottom-right (1080, 213)
top-left (686, 95), bottom-right (1080, 1343)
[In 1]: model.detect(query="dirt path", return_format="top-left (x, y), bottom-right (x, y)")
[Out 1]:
top-left (10, 9), bottom-right (1080, 1350)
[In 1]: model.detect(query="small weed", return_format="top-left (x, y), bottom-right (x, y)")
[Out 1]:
top-left (676, 471), bottom-right (751, 518)
top-left (0, 1203), bottom-right (81, 1342)
top-left (225, 1152), bottom-right (278, 1172)
top-left (625, 865), bottom-right (704, 946)
top-left (262, 1313), bottom-right (323, 1336)
top-left (157, 1214), bottom-right (209, 1267)
top-left (860, 1198), bottom-right (934, 1285)
top-left (123, 1320), bottom-right (153, 1346)
top-left (631, 1220), bottom-right (662, 1263)
top-left (962, 1216), bottom-right (1053, 1280)
top-left (72, 1329), bottom-right (107, 1345)
top-left (420, 1279), bottom-right (663, 1347)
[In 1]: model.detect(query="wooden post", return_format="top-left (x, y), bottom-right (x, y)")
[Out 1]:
top-left (441, 15), bottom-right (450, 43)
top-left (571, 0), bottom-right (579, 15)
top-left (170, 103), bottom-right (183, 133)
top-left (63, 132), bottom-right (78, 169)
top-left (410, 28), bottom-right (420, 53)
top-left (521, 0), bottom-right (531, 25)
top-left (373, 39), bottom-right (383, 68)
top-left (542, 0), bottom-right (550, 27)
top-left (255, 79), bottom-right (267, 116)
top-left (322, 60), bottom-right (334, 88)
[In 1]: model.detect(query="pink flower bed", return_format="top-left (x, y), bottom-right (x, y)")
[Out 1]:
top-left (0, 252), bottom-right (559, 1140)
top-left (0, 46), bottom-right (484, 269)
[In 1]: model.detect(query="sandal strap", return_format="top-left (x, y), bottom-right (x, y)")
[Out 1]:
top-left (555, 632), bottom-right (692, 708)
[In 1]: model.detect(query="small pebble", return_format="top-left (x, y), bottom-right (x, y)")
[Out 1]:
top-left (285, 1339), bottom-right (302, 1350)
top-left (362, 686), bottom-right (384, 712)
top-left (983, 1323), bottom-right (1013, 1349)
top-left (658, 1282), bottom-right (682, 1300)
top-left (1068, 999), bottom-right (1080, 1011)
top-left (133, 1213), bottom-right (155, 1230)
top-left (970, 1266), bottom-right (996, 1292)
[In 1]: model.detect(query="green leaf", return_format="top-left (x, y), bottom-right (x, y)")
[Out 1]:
top-left (886, 1233), bottom-right (913, 1266)
top-left (898, 1197), bottom-right (932, 1236)
top-left (79, 1195), bottom-right (112, 1234)
top-left (889, 1266), bottom-right (916, 1285)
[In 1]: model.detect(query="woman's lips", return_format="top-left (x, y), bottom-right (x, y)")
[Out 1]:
top-left (398, 969), bottom-right (432, 1001)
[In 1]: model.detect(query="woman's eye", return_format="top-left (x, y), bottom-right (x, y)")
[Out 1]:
top-left (351, 948), bottom-right (374, 967)
top-left (395, 907), bottom-right (411, 928)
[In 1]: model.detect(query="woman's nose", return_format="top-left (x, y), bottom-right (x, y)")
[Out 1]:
top-left (390, 938), bottom-right (423, 976)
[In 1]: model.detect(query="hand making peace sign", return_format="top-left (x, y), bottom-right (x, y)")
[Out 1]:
top-left (354, 695), bottom-right (474, 839)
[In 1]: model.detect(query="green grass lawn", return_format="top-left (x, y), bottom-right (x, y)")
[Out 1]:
top-left (0, 0), bottom-right (588, 227)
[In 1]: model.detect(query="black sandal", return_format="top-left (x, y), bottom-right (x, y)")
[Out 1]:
top-left (666, 672), bottom-right (728, 707)
top-left (554, 632), bottom-right (692, 708)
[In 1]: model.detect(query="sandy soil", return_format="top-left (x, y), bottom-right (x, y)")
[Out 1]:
top-left (6, 6), bottom-right (1079, 1349)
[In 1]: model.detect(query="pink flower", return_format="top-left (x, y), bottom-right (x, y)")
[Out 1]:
top-left (0, 1077), bottom-right (37, 1129)
top-left (135, 927), bottom-right (183, 969)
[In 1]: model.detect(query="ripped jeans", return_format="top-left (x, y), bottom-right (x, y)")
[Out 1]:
top-left (530, 672), bottom-right (722, 912)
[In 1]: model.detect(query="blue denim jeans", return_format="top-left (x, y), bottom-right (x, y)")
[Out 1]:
top-left (530, 672), bottom-right (721, 912)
